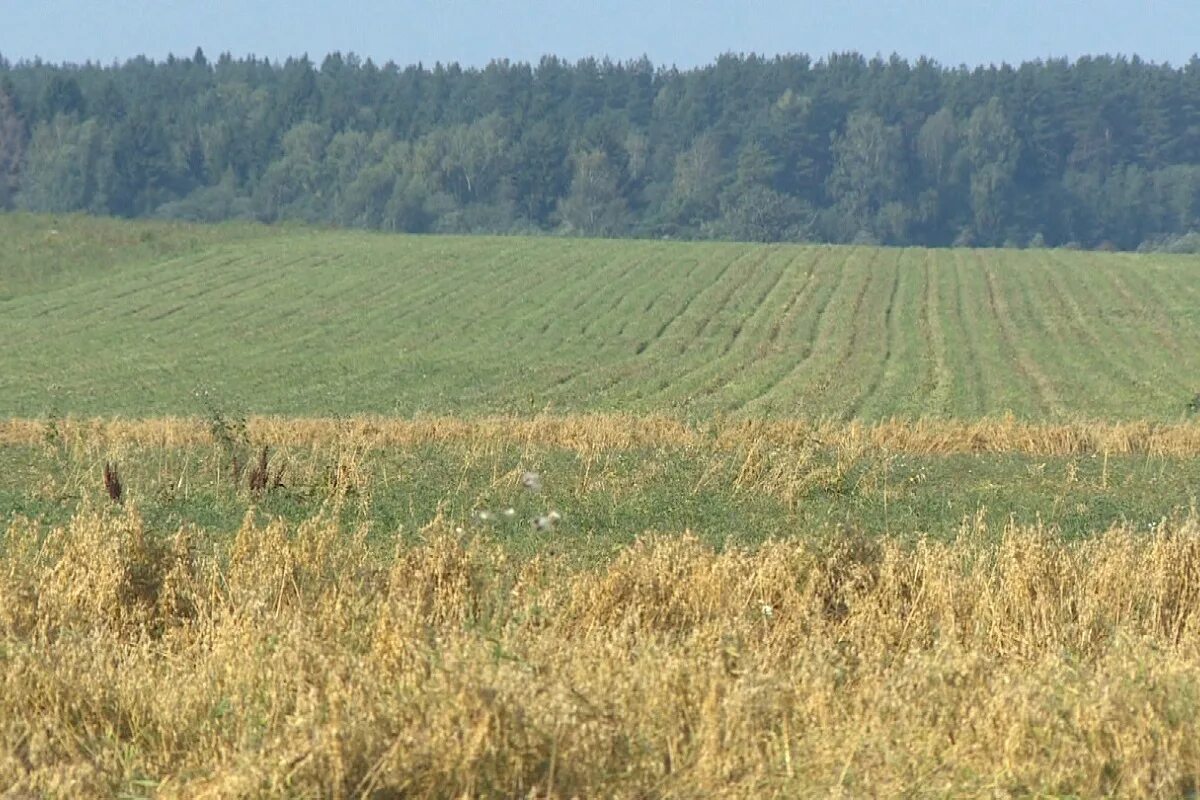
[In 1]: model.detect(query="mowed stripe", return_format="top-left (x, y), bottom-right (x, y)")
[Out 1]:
top-left (853, 248), bottom-right (926, 419)
top-left (1025, 251), bottom-right (1150, 415)
top-left (701, 248), bottom-right (822, 412)
top-left (741, 247), bottom-right (847, 415)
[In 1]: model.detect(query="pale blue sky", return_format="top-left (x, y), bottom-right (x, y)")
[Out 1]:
top-left (2, 1), bottom-right (1196, 69)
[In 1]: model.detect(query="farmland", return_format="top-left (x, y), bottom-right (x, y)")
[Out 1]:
top-left (6, 215), bottom-right (1200, 797)
top-left (2, 214), bottom-right (1199, 419)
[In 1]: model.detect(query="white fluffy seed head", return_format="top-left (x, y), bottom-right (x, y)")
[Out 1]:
top-left (533, 511), bottom-right (562, 532)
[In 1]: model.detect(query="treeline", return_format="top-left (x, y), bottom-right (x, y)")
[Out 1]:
top-left (1, 49), bottom-right (1200, 250)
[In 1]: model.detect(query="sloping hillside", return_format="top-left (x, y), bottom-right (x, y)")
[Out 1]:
top-left (2, 215), bottom-right (1197, 419)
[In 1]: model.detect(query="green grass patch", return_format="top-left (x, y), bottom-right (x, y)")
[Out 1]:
top-left (3, 437), bottom-right (1195, 564)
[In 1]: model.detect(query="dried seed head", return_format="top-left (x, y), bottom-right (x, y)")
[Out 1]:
top-left (103, 462), bottom-right (123, 504)
top-left (533, 511), bottom-right (562, 532)
top-left (248, 445), bottom-right (270, 494)
top-left (521, 471), bottom-right (542, 492)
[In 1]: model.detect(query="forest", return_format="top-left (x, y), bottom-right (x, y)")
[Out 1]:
top-left (1, 48), bottom-right (1199, 250)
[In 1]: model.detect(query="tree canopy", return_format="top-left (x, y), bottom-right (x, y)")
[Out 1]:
top-left (1, 50), bottom-right (1199, 249)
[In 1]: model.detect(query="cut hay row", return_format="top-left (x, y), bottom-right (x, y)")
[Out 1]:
top-left (4, 507), bottom-right (1200, 796)
top-left (11, 414), bottom-right (1200, 456)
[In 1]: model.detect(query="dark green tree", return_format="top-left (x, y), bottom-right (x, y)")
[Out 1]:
top-left (827, 110), bottom-right (906, 241)
top-left (17, 115), bottom-right (103, 212)
top-left (558, 148), bottom-right (629, 236)
top-left (965, 98), bottom-right (1020, 243)
top-left (0, 81), bottom-right (23, 209)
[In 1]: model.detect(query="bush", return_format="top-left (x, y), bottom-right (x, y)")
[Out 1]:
top-left (1139, 231), bottom-right (1200, 254)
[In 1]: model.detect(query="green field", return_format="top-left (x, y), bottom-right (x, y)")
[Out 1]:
top-left (10, 214), bottom-right (1200, 797)
top-left (4, 213), bottom-right (1199, 420)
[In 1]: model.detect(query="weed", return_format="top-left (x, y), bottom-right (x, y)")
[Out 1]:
top-left (103, 461), bottom-right (123, 504)
top-left (247, 445), bottom-right (268, 494)
top-left (194, 386), bottom-right (249, 486)
top-left (246, 445), bottom-right (286, 496)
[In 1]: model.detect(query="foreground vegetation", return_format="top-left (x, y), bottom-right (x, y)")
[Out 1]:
top-left (4, 215), bottom-right (1200, 420)
top-left (4, 503), bottom-right (1200, 797)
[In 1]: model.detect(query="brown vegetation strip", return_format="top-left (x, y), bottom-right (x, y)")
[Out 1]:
top-left (7, 414), bottom-right (1200, 456)
top-left (4, 509), bottom-right (1200, 796)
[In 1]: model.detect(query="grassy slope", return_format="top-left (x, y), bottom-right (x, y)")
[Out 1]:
top-left (3, 213), bottom-right (1199, 420)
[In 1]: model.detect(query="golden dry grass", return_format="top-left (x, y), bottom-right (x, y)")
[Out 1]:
top-left (4, 505), bottom-right (1200, 797)
top-left (8, 414), bottom-right (1200, 456)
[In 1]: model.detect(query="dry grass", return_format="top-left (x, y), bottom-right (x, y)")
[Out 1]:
top-left (8, 414), bottom-right (1200, 456)
top-left (4, 506), bottom-right (1200, 797)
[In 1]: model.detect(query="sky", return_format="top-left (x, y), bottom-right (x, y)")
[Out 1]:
top-left (2, 0), bottom-right (1198, 70)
